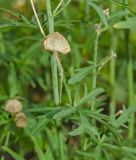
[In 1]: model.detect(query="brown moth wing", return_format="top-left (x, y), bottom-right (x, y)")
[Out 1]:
top-left (43, 32), bottom-right (71, 54)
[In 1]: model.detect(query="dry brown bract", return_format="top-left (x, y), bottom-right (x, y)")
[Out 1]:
top-left (42, 32), bottom-right (71, 54)
top-left (15, 112), bottom-right (27, 128)
top-left (5, 99), bottom-right (22, 114)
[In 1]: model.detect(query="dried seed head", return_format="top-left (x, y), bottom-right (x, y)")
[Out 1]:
top-left (15, 112), bottom-right (27, 128)
top-left (95, 23), bottom-right (101, 33)
top-left (5, 99), bottom-right (22, 114)
top-left (42, 32), bottom-right (71, 54)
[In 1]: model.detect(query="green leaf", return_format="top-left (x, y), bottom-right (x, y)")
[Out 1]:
top-left (76, 150), bottom-right (97, 159)
top-left (114, 17), bottom-right (136, 29)
top-left (76, 88), bottom-right (104, 107)
top-left (111, 0), bottom-right (136, 15)
top-left (87, 1), bottom-right (108, 26)
top-left (69, 125), bottom-right (83, 136)
top-left (30, 136), bottom-right (45, 160)
top-left (27, 106), bottom-right (61, 113)
top-left (58, 131), bottom-right (67, 160)
top-left (0, 8), bottom-right (21, 17)
top-left (2, 146), bottom-right (25, 160)
top-left (0, 8), bottom-right (33, 25)
top-left (82, 116), bottom-right (99, 137)
top-left (44, 147), bottom-right (54, 160)
top-left (122, 146), bottom-right (136, 154)
top-left (32, 109), bottom-right (60, 134)
top-left (68, 65), bottom-right (95, 85)
top-left (53, 107), bottom-right (76, 120)
top-left (45, 129), bottom-right (58, 160)
top-left (113, 106), bottom-right (136, 128)
top-left (0, 22), bottom-right (37, 29)
top-left (8, 63), bottom-right (20, 97)
top-left (69, 114), bottom-right (99, 139)
top-left (102, 143), bottom-right (120, 150)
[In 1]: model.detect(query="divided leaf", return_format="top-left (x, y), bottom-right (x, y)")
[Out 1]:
top-left (87, 1), bottom-right (108, 26)
top-left (68, 65), bottom-right (96, 85)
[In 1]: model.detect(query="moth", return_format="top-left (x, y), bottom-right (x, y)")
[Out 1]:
top-left (42, 32), bottom-right (71, 54)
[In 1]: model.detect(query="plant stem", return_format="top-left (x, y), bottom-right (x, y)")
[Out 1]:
top-left (30, 0), bottom-right (45, 37)
top-left (109, 4), bottom-right (117, 115)
top-left (91, 32), bottom-right (99, 110)
top-left (121, 0), bottom-right (135, 139)
top-left (128, 55), bottom-right (134, 139)
top-left (46, 0), bottom-right (60, 106)
top-left (46, 0), bottom-right (54, 33)
top-left (92, 34), bottom-right (99, 90)
top-left (51, 54), bottom-right (59, 106)
top-left (91, 26), bottom-right (107, 110)
top-left (91, 31), bottom-right (99, 110)
top-left (126, 30), bottom-right (134, 139)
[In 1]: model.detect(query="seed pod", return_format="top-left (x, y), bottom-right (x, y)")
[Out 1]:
top-left (15, 112), bottom-right (27, 128)
top-left (42, 32), bottom-right (71, 54)
top-left (5, 99), bottom-right (22, 114)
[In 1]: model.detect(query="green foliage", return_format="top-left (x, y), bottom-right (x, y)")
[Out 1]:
top-left (2, 147), bottom-right (25, 160)
top-left (0, 0), bottom-right (136, 160)
top-left (114, 16), bottom-right (136, 29)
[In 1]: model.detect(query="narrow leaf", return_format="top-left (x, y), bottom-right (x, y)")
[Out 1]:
top-left (53, 107), bottom-right (76, 120)
top-left (30, 136), bottom-right (45, 160)
top-left (87, 1), bottom-right (108, 26)
top-left (2, 147), bottom-right (25, 160)
top-left (76, 88), bottom-right (104, 107)
top-left (68, 65), bottom-right (95, 85)
top-left (114, 17), bottom-right (136, 29)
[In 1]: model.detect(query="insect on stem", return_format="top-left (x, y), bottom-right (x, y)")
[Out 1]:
top-left (30, 0), bottom-right (46, 37)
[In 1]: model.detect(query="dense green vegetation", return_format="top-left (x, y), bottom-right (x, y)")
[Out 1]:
top-left (0, 0), bottom-right (136, 159)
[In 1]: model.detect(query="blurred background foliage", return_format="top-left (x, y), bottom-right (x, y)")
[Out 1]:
top-left (0, 0), bottom-right (136, 160)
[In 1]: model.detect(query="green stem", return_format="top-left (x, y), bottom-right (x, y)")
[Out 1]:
top-left (126, 30), bottom-right (134, 139)
top-left (110, 4), bottom-right (117, 118)
top-left (91, 26), bottom-right (107, 110)
top-left (121, 0), bottom-right (134, 139)
top-left (46, 0), bottom-right (59, 106)
top-left (51, 55), bottom-right (59, 106)
top-left (46, 0), bottom-right (54, 33)
top-left (110, 40), bottom-right (116, 115)
top-left (91, 32), bottom-right (99, 110)
top-left (128, 56), bottom-right (134, 139)
top-left (110, 4), bottom-right (117, 112)
top-left (92, 34), bottom-right (99, 90)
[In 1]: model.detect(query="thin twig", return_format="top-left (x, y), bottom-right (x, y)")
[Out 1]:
top-left (30, 0), bottom-right (45, 37)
